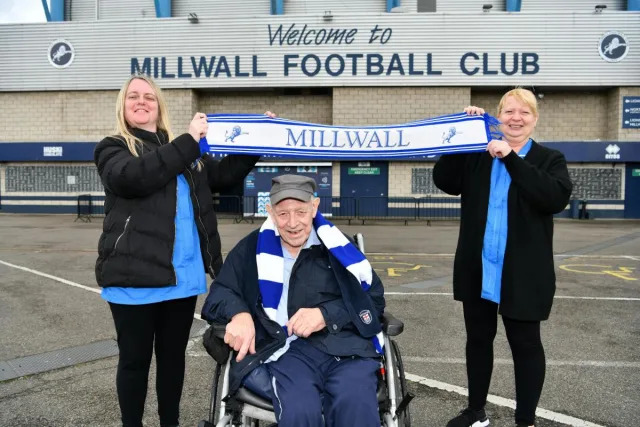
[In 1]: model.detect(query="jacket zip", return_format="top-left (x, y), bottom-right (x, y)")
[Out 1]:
top-left (185, 167), bottom-right (216, 279)
top-left (114, 216), bottom-right (130, 251)
top-left (155, 133), bottom-right (178, 284)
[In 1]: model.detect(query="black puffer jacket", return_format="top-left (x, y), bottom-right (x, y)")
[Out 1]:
top-left (94, 128), bottom-right (258, 288)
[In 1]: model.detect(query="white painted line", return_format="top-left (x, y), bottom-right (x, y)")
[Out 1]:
top-left (404, 356), bottom-right (640, 368)
top-left (556, 254), bottom-right (640, 260)
top-left (0, 259), bottom-right (205, 320)
top-left (0, 259), bottom-right (100, 294)
top-left (405, 372), bottom-right (605, 427)
top-left (554, 295), bottom-right (640, 301)
top-left (385, 292), bottom-right (640, 301)
top-left (369, 253), bottom-right (639, 259)
top-left (386, 291), bottom-right (452, 296)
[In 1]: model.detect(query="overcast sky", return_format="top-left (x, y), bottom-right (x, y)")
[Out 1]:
top-left (0, 0), bottom-right (47, 24)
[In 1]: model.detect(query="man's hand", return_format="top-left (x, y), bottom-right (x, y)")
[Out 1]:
top-left (286, 308), bottom-right (326, 338)
top-left (224, 312), bottom-right (256, 362)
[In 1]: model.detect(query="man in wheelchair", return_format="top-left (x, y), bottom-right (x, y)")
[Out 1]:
top-left (201, 174), bottom-right (385, 427)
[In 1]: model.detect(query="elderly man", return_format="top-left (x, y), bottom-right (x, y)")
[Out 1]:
top-left (201, 174), bottom-right (385, 427)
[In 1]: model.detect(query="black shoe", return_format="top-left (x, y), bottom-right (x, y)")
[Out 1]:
top-left (446, 407), bottom-right (489, 427)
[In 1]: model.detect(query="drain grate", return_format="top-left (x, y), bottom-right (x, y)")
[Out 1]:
top-left (2, 339), bottom-right (118, 381)
top-left (1, 317), bottom-right (209, 382)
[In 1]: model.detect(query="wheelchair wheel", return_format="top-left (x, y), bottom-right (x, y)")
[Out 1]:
top-left (391, 339), bottom-right (411, 427)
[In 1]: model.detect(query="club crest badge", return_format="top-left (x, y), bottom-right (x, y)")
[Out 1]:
top-left (599, 31), bottom-right (629, 63)
top-left (48, 39), bottom-right (74, 68)
top-left (359, 310), bottom-right (372, 325)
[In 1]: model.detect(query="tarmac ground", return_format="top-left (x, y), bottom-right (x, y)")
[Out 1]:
top-left (0, 214), bottom-right (638, 427)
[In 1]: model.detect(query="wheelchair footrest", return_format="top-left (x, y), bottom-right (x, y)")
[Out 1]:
top-left (395, 392), bottom-right (415, 417)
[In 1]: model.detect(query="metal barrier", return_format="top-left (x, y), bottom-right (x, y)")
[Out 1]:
top-left (239, 195), bottom-right (461, 224)
top-left (75, 194), bottom-right (93, 222)
top-left (417, 196), bottom-right (461, 222)
top-left (81, 194), bottom-right (461, 225)
top-left (212, 195), bottom-right (246, 223)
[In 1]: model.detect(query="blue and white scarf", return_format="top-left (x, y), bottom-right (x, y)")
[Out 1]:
top-left (256, 212), bottom-right (384, 354)
top-left (202, 113), bottom-right (502, 159)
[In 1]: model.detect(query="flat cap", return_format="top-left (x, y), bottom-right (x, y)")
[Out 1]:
top-left (270, 174), bottom-right (317, 205)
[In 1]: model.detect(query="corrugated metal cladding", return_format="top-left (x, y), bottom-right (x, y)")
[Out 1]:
top-left (67, 0), bottom-right (155, 21)
top-left (1, 13), bottom-right (638, 91)
top-left (172, 0), bottom-right (270, 18)
top-left (521, 0), bottom-right (625, 11)
top-left (171, 0), bottom-right (418, 17)
top-left (285, 0), bottom-right (386, 15)
top-left (69, 0), bottom-right (95, 21)
top-left (438, 1), bottom-right (505, 13)
top-left (99, 0), bottom-right (155, 20)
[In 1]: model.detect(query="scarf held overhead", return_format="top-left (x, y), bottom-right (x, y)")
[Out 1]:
top-left (202, 113), bottom-right (502, 159)
top-left (256, 212), bottom-right (384, 354)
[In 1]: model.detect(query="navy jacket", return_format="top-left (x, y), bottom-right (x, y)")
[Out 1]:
top-left (433, 141), bottom-right (572, 321)
top-left (201, 229), bottom-right (385, 393)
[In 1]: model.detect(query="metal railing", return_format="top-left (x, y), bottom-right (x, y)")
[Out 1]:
top-left (240, 195), bottom-right (461, 224)
top-left (75, 194), bottom-right (93, 222)
top-left (76, 194), bottom-right (463, 224)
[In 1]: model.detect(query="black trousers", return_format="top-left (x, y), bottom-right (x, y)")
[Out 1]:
top-left (463, 299), bottom-right (546, 426)
top-left (109, 296), bottom-right (197, 427)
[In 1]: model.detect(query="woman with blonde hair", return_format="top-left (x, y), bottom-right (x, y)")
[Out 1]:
top-left (94, 75), bottom-right (270, 427)
top-left (434, 88), bottom-right (572, 427)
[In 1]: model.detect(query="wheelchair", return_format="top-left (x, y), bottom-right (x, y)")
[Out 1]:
top-left (198, 234), bottom-right (413, 427)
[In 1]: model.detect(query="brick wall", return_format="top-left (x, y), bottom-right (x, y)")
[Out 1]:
top-left (0, 89), bottom-right (197, 142)
top-left (0, 91), bottom-right (115, 142)
top-left (332, 162), bottom-right (341, 197)
top-left (197, 91), bottom-right (332, 124)
top-left (333, 87), bottom-right (471, 125)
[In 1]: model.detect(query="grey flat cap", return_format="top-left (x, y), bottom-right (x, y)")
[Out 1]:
top-left (270, 174), bottom-right (317, 205)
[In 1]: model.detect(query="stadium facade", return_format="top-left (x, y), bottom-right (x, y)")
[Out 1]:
top-left (0, 0), bottom-right (639, 218)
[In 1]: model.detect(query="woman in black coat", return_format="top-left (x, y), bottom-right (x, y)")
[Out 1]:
top-left (434, 88), bottom-right (572, 427)
top-left (94, 75), bottom-right (270, 427)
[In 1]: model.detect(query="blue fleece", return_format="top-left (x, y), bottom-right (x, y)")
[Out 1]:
top-left (481, 140), bottom-right (532, 303)
top-left (101, 174), bottom-right (207, 305)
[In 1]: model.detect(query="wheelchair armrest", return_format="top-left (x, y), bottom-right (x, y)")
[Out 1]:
top-left (202, 322), bottom-right (230, 364)
top-left (381, 312), bottom-right (404, 336)
top-left (211, 322), bottom-right (227, 339)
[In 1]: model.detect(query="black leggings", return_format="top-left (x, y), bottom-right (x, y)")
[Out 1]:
top-left (463, 299), bottom-right (545, 426)
top-left (109, 296), bottom-right (197, 427)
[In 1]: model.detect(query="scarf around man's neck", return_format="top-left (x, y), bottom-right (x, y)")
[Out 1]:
top-left (256, 212), bottom-right (384, 354)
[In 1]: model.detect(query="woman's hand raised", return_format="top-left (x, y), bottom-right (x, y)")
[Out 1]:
top-left (189, 112), bottom-right (208, 142)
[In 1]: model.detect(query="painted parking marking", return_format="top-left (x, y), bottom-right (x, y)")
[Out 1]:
top-left (559, 264), bottom-right (637, 281)
top-left (370, 259), bottom-right (433, 277)
top-left (384, 292), bottom-right (640, 301)
top-left (0, 259), bottom-right (100, 294)
top-left (405, 356), bottom-right (640, 368)
top-left (405, 373), bottom-right (605, 427)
